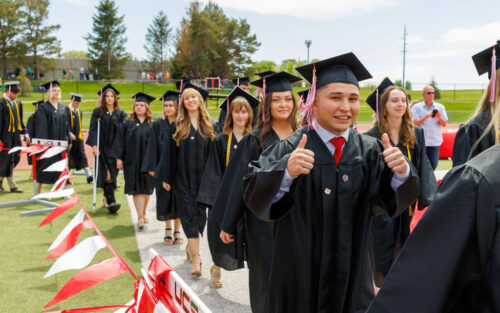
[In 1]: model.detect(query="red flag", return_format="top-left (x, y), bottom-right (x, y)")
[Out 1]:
top-left (20, 144), bottom-right (45, 155)
top-left (46, 221), bottom-right (93, 260)
top-left (44, 257), bottom-right (127, 308)
top-left (137, 280), bottom-right (158, 313)
top-left (39, 197), bottom-right (79, 228)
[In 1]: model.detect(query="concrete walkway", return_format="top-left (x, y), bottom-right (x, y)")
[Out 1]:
top-left (126, 192), bottom-right (251, 313)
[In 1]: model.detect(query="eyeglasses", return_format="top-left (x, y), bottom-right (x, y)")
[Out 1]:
top-left (426, 92), bottom-right (435, 95)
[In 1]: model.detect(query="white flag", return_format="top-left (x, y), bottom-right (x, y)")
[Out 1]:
top-left (153, 301), bottom-right (171, 313)
top-left (43, 159), bottom-right (68, 172)
top-left (48, 209), bottom-right (85, 251)
top-left (8, 146), bottom-right (26, 154)
top-left (50, 175), bottom-right (70, 192)
top-left (32, 188), bottom-right (74, 200)
top-left (40, 146), bottom-right (67, 159)
top-left (44, 236), bottom-right (106, 278)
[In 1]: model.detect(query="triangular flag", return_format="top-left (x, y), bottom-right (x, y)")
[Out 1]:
top-left (50, 174), bottom-right (71, 192)
top-left (48, 210), bottom-right (85, 251)
top-left (40, 146), bottom-right (67, 159)
top-left (45, 220), bottom-right (93, 260)
top-left (43, 159), bottom-right (68, 172)
top-left (8, 146), bottom-right (26, 154)
top-left (44, 236), bottom-right (107, 278)
top-left (44, 257), bottom-right (127, 308)
top-left (43, 304), bottom-right (129, 313)
top-left (33, 188), bottom-right (74, 200)
top-left (39, 197), bottom-right (79, 228)
top-left (137, 279), bottom-right (157, 313)
top-left (20, 144), bottom-right (46, 155)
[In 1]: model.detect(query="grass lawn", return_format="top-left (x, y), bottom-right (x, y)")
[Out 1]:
top-left (0, 170), bottom-right (141, 313)
top-left (16, 81), bottom-right (484, 128)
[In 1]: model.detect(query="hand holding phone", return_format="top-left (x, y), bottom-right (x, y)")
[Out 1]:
top-left (432, 109), bottom-right (438, 117)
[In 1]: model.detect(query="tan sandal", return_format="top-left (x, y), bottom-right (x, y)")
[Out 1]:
top-left (144, 217), bottom-right (150, 224)
top-left (191, 255), bottom-right (202, 276)
top-left (164, 228), bottom-right (173, 245)
top-left (137, 217), bottom-right (145, 230)
top-left (173, 231), bottom-right (184, 245)
top-left (210, 265), bottom-right (223, 288)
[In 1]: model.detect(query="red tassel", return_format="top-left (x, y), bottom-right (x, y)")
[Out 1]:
top-left (490, 46), bottom-right (496, 103)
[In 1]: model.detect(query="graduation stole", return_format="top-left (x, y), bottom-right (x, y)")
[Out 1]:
top-left (406, 144), bottom-right (413, 216)
top-left (3, 95), bottom-right (22, 133)
top-left (69, 108), bottom-right (83, 140)
top-left (225, 132), bottom-right (233, 167)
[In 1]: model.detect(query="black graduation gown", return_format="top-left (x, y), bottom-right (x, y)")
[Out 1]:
top-left (366, 143), bottom-right (500, 313)
top-left (211, 128), bottom-right (279, 313)
top-left (67, 107), bottom-right (88, 170)
top-left (197, 132), bottom-right (244, 271)
top-left (242, 127), bottom-right (420, 313)
top-left (86, 107), bottom-right (127, 188)
top-left (114, 119), bottom-right (155, 195)
top-left (34, 101), bottom-right (71, 184)
top-left (364, 125), bottom-right (437, 279)
top-left (155, 120), bottom-right (216, 238)
top-left (143, 118), bottom-right (178, 221)
top-left (0, 97), bottom-right (24, 177)
top-left (452, 111), bottom-right (494, 167)
top-left (26, 114), bottom-right (34, 165)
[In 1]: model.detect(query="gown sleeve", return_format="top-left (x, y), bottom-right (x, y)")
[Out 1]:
top-left (366, 166), bottom-right (495, 313)
top-left (415, 127), bottom-right (437, 209)
top-left (111, 120), bottom-right (126, 160)
top-left (155, 122), bottom-right (177, 186)
top-left (86, 109), bottom-right (99, 147)
top-left (19, 101), bottom-right (26, 134)
top-left (34, 104), bottom-right (49, 139)
top-left (452, 123), bottom-right (488, 167)
top-left (141, 124), bottom-right (157, 173)
top-left (197, 135), bottom-right (225, 206)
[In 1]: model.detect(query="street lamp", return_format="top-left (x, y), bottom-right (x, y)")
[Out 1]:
top-left (305, 40), bottom-right (312, 63)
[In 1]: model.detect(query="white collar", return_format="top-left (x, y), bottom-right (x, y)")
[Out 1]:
top-left (312, 120), bottom-right (350, 144)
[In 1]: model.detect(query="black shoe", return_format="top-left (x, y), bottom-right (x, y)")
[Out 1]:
top-left (0, 181), bottom-right (4, 191)
top-left (86, 175), bottom-right (93, 184)
top-left (10, 187), bottom-right (23, 193)
top-left (107, 203), bottom-right (121, 214)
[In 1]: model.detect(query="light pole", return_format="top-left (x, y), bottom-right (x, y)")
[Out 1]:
top-left (305, 40), bottom-right (312, 63)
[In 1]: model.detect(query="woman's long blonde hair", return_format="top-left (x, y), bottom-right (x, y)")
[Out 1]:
top-left (173, 88), bottom-right (216, 146)
top-left (130, 101), bottom-right (153, 124)
top-left (255, 91), bottom-right (299, 151)
top-left (223, 96), bottom-right (254, 135)
top-left (469, 68), bottom-right (500, 156)
top-left (376, 86), bottom-right (416, 148)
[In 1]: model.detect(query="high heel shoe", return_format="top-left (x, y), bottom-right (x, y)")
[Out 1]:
top-left (137, 217), bottom-right (145, 230)
top-left (191, 255), bottom-right (202, 276)
top-left (210, 265), bottom-right (223, 288)
top-left (164, 228), bottom-right (173, 245)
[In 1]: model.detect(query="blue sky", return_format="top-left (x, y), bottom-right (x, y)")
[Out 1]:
top-left (51, 0), bottom-right (500, 88)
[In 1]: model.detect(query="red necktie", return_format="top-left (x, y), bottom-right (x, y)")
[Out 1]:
top-left (330, 137), bottom-right (345, 165)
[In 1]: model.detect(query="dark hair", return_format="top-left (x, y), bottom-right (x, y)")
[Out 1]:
top-left (99, 89), bottom-right (120, 116)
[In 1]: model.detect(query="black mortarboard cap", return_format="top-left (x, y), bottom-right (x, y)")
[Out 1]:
top-left (4, 81), bottom-right (20, 92)
top-left (182, 82), bottom-right (209, 101)
top-left (33, 100), bottom-right (44, 106)
top-left (161, 90), bottom-right (179, 102)
top-left (218, 86), bottom-right (260, 111)
top-left (176, 79), bottom-right (191, 90)
top-left (132, 92), bottom-right (155, 104)
top-left (41, 80), bottom-right (60, 90)
top-left (251, 71), bottom-right (301, 93)
top-left (70, 93), bottom-right (83, 102)
top-left (296, 52), bottom-right (372, 88)
top-left (472, 40), bottom-right (500, 79)
top-left (365, 77), bottom-right (394, 111)
top-left (255, 70), bottom-right (276, 78)
top-left (97, 83), bottom-right (120, 95)
top-left (232, 77), bottom-right (250, 86)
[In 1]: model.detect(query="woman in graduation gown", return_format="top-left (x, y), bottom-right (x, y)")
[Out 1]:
top-left (144, 90), bottom-right (183, 244)
top-left (155, 83), bottom-right (217, 276)
top-left (34, 81), bottom-right (71, 193)
top-left (213, 72), bottom-right (301, 313)
top-left (453, 41), bottom-right (500, 167)
top-left (86, 84), bottom-right (127, 213)
top-left (115, 93), bottom-right (155, 229)
top-left (197, 87), bottom-right (257, 288)
top-left (364, 82), bottom-right (437, 286)
top-left (242, 54), bottom-right (420, 313)
top-left (366, 143), bottom-right (500, 313)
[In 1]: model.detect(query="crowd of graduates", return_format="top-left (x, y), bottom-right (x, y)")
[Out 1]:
top-left (1, 40), bottom-right (500, 313)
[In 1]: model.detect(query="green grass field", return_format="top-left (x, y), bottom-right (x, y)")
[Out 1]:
top-left (16, 80), bottom-right (484, 129)
top-left (0, 170), bottom-right (141, 313)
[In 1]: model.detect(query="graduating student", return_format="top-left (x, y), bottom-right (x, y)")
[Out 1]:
top-left (86, 84), bottom-right (127, 213)
top-left (242, 53), bottom-right (420, 313)
top-left (212, 72), bottom-right (301, 313)
top-left (115, 92), bottom-right (156, 229)
top-left (34, 81), bottom-right (71, 193)
top-left (197, 86), bottom-right (258, 288)
top-left (453, 40), bottom-right (500, 167)
top-left (0, 81), bottom-right (25, 193)
top-left (366, 143), bottom-right (500, 313)
top-left (66, 93), bottom-right (93, 183)
top-left (144, 90), bottom-right (183, 244)
top-left (364, 79), bottom-right (437, 286)
top-left (156, 82), bottom-right (217, 277)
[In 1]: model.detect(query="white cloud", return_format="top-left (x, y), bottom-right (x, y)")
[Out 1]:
top-left (193, 0), bottom-right (398, 19)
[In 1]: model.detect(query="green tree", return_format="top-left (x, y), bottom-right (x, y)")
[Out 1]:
top-left (144, 11), bottom-right (172, 73)
top-left (171, 1), bottom-right (260, 78)
top-left (246, 60), bottom-right (277, 80)
top-left (429, 76), bottom-right (441, 99)
top-left (395, 79), bottom-right (412, 90)
top-left (61, 50), bottom-right (89, 59)
top-left (0, 0), bottom-right (24, 79)
top-left (21, 0), bottom-right (61, 80)
top-left (84, 0), bottom-right (128, 79)
top-left (279, 59), bottom-right (306, 76)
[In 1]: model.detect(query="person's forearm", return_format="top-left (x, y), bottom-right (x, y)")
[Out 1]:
top-left (413, 117), bottom-right (426, 126)
top-left (439, 117), bottom-right (447, 126)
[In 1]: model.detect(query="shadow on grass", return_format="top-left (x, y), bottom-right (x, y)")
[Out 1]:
top-left (125, 250), bottom-right (142, 264)
top-left (29, 281), bottom-right (59, 293)
top-left (21, 264), bottom-right (51, 273)
top-left (101, 224), bottom-right (136, 240)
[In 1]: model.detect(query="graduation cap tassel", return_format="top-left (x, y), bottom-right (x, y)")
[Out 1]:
top-left (49, 82), bottom-right (52, 100)
top-left (375, 89), bottom-right (380, 121)
top-left (490, 46), bottom-right (496, 104)
top-left (162, 98), bottom-right (166, 120)
top-left (299, 63), bottom-right (317, 129)
top-left (253, 87), bottom-right (260, 98)
top-left (237, 77), bottom-right (240, 87)
top-left (177, 81), bottom-right (185, 119)
top-left (262, 77), bottom-right (266, 122)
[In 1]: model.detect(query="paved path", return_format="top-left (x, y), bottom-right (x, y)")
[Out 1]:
top-left (125, 192), bottom-right (251, 313)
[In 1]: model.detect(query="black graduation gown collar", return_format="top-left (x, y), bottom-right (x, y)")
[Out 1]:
top-left (308, 126), bottom-right (359, 166)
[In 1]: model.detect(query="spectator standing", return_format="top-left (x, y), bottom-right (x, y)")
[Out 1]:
top-left (79, 66), bottom-right (84, 80)
top-left (411, 85), bottom-right (448, 169)
top-left (94, 68), bottom-right (99, 80)
top-left (85, 68), bottom-right (90, 80)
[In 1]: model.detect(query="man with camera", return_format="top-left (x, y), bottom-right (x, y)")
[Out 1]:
top-left (412, 85), bottom-right (448, 169)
